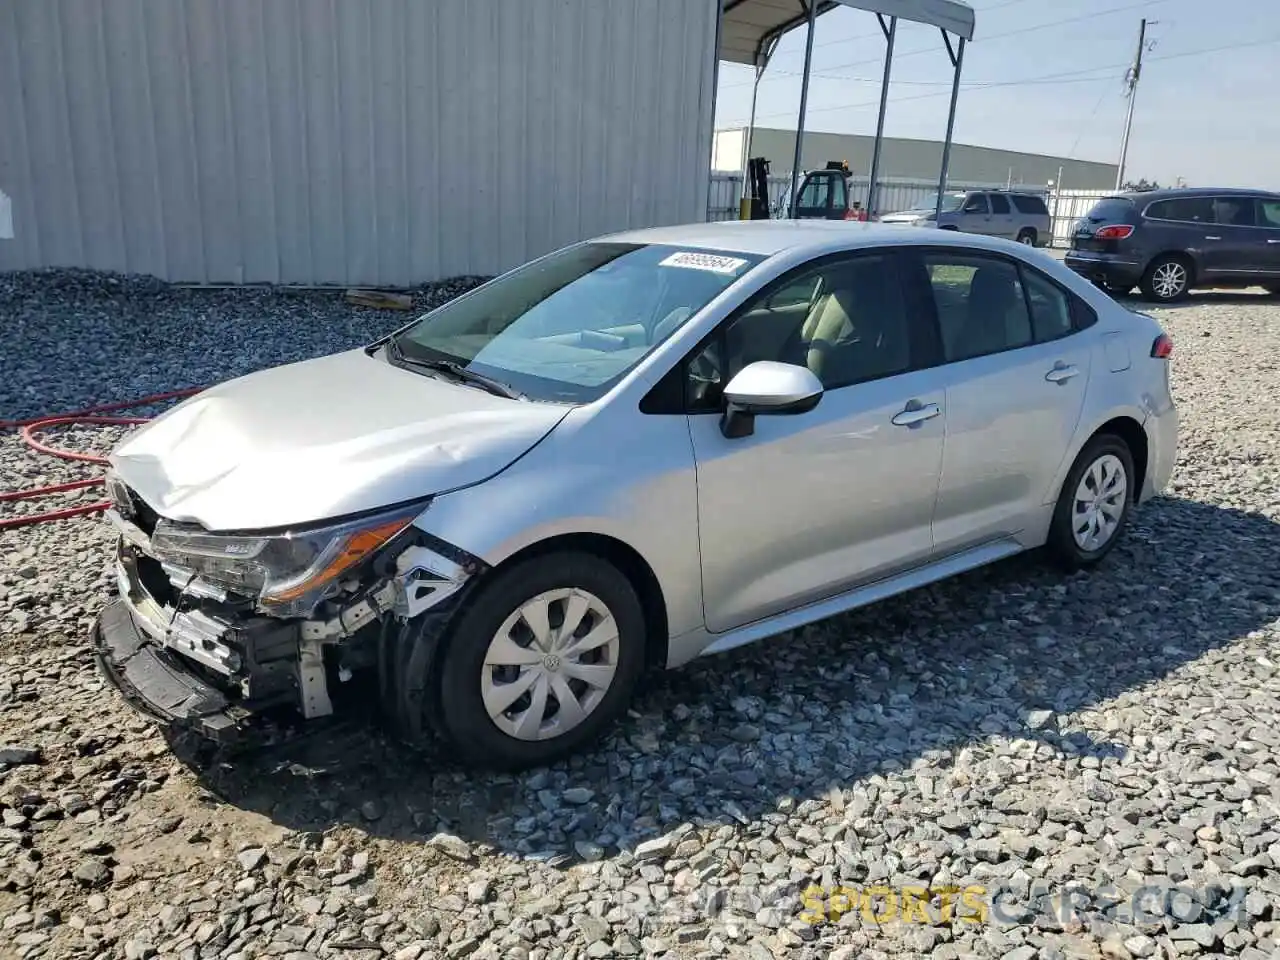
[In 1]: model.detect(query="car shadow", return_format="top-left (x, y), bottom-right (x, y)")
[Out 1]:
top-left (187, 495), bottom-right (1280, 862)
top-left (1113, 289), bottom-right (1277, 310)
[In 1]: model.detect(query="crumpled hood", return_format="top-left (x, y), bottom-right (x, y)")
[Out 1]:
top-left (109, 348), bottom-right (570, 531)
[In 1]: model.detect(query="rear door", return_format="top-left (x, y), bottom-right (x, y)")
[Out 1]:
top-left (987, 193), bottom-right (1016, 239)
top-left (903, 248), bottom-right (1093, 554)
top-left (1204, 196), bottom-right (1265, 279)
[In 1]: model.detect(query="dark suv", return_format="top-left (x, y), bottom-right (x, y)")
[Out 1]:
top-left (1065, 187), bottom-right (1280, 303)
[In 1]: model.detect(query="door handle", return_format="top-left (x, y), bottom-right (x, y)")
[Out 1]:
top-left (1268, 239), bottom-right (1280, 244)
top-left (892, 402), bottom-right (941, 427)
top-left (1204, 235), bottom-right (1221, 241)
top-left (1045, 363), bottom-right (1080, 384)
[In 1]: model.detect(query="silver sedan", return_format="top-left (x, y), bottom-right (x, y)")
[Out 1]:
top-left (97, 221), bottom-right (1179, 769)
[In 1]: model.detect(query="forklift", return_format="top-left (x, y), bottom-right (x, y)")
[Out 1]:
top-left (788, 161), bottom-right (868, 221)
top-left (739, 157), bottom-right (774, 220)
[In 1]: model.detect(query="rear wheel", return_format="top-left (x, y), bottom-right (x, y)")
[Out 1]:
top-left (433, 552), bottom-right (646, 770)
top-left (1046, 434), bottom-right (1135, 571)
top-left (1016, 228), bottom-right (1037, 246)
top-left (1140, 254), bottom-right (1192, 303)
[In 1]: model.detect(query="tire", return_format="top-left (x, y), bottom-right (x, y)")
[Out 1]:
top-left (432, 552), bottom-right (646, 771)
top-left (1016, 228), bottom-right (1037, 246)
top-left (1140, 254), bottom-right (1192, 303)
top-left (1046, 434), bottom-right (1136, 571)
top-left (939, 225), bottom-right (959, 231)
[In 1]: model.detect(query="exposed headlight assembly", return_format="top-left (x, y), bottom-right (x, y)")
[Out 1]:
top-left (148, 503), bottom-right (426, 617)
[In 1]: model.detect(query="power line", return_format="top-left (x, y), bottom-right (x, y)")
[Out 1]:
top-left (762, 0), bottom-right (1039, 63)
top-left (716, 33), bottom-right (1280, 128)
top-left (719, 0), bottom-right (1170, 91)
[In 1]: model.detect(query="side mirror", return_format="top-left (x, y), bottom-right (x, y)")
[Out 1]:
top-left (719, 361), bottom-right (824, 439)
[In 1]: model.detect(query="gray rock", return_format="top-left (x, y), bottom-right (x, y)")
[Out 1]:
top-left (72, 860), bottom-right (110, 887)
top-left (0, 745), bottom-right (41, 766)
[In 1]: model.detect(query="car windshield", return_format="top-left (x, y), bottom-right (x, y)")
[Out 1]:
top-left (388, 242), bottom-right (763, 403)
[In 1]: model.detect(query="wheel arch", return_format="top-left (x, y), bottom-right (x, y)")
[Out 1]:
top-left (1045, 410), bottom-right (1149, 510)
top-left (491, 533), bottom-right (670, 672)
top-left (1144, 249), bottom-right (1199, 285)
top-left (1091, 415), bottom-right (1149, 496)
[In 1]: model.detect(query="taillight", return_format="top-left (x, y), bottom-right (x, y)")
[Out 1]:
top-left (1151, 333), bottom-right (1173, 358)
top-left (1095, 224), bottom-right (1134, 240)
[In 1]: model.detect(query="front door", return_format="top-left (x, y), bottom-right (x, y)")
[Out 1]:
top-left (905, 249), bottom-right (1093, 553)
top-left (957, 193), bottom-right (995, 235)
top-left (686, 251), bottom-right (945, 633)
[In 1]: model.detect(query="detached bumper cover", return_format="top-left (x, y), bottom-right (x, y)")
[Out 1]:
top-left (94, 600), bottom-right (250, 742)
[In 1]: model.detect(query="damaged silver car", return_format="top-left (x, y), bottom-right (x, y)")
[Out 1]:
top-left (96, 221), bottom-right (1178, 770)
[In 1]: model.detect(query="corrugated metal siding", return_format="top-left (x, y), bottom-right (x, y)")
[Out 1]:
top-left (723, 127), bottom-right (1119, 190)
top-left (0, 0), bottom-right (719, 284)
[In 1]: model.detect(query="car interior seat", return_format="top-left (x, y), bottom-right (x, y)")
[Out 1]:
top-left (959, 267), bottom-right (1026, 360)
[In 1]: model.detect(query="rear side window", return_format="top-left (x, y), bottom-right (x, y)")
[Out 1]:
top-left (1145, 197), bottom-right (1214, 223)
top-left (989, 194), bottom-right (1011, 214)
top-left (1213, 197), bottom-right (1256, 227)
top-left (921, 255), bottom-right (1032, 362)
top-left (1020, 268), bottom-right (1074, 342)
top-left (1255, 199), bottom-right (1280, 228)
top-left (1011, 194), bottom-right (1049, 215)
top-left (1085, 197), bottom-right (1135, 221)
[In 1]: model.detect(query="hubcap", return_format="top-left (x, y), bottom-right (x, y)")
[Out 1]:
top-left (1152, 261), bottom-right (1187, 299)
top-left (1072, 454), bottom-right (1127, 552)
top-left (481, 588), bottom-right (620, 741)
top-left (1019, 233), bottom-right (1033, 245)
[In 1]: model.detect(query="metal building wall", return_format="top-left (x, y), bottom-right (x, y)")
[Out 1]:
top-left (717, 127), bottom-right (1119, 190)
top-left (0, 0), bottom-right (719, 285)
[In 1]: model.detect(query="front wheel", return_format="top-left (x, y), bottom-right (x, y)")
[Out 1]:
top-left (1016, 228), bottom-right (1037, 246)
top-left (1141, 255), bottom-right (1192, 303)
top-left (433, 552), bottom-right (647, 770)
top-left (1046, 434), bottom-right (1135, 571)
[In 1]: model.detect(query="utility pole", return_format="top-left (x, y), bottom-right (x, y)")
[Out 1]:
top-left (1115, 18), bottom-right (1148, 190)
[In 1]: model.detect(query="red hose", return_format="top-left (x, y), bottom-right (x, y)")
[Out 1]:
top-left (0, 388), bottom-right (203, 531)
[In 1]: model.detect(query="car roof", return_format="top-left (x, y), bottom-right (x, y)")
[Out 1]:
top-left (594, 219), bottom-right (1042, 260)
top-left (1116, 186), bottom-right (1280, 202)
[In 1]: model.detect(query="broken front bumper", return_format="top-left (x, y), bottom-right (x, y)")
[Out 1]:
top-left (93, 507), bottom-right (482, 744)
top-left (94, 599), bottom-right (253, 742)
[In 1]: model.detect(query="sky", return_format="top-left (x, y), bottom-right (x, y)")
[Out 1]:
top-left (712, 0), bottom-right (1280, 189)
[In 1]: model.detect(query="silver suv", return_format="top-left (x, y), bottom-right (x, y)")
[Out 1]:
top-left (97, 221), bottom-right (1177, 770)
top-left (881, 190), bottom-right (1053, 247)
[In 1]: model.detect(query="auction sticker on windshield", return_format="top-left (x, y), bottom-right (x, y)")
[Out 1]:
top-left (659, 251), bottom-right (749, 275)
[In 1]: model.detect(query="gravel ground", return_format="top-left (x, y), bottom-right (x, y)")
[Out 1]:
top-left (1, 269), bottom-right (1278, 960)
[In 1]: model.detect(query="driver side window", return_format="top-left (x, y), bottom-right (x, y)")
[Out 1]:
top-left (686, 253), bottom-right (910, 411)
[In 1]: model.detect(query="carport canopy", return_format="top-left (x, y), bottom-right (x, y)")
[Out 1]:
top-left (718, 0), bottom-right (976, 219)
